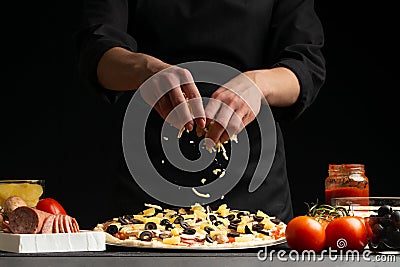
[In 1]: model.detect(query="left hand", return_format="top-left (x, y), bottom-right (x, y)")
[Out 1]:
top-left (198, 71), bottom-right (264, 147)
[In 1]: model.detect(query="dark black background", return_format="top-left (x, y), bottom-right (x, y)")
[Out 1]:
top-left (1, 2), bottom-right (398, 229)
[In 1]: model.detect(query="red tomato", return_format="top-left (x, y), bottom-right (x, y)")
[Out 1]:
top-left (325, 216), bottom-right (367, 250)
top-left (36, 198), bottom-right (67, 215)
top-left (363, 217), bottom-right (373, 240)
top-left (285, 216), bottom-right (326, 252)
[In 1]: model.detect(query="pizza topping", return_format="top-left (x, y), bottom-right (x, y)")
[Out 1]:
top-left (94, 203), bottom-right (286, 248)
top-left (144, 222), bottom-right (157, 230)
top-left (182, 228), bottom-right (196, 235)
top-left (158, 232), bottom-right (172, 239)
top-left (139, 231), bottom-right (153, 241)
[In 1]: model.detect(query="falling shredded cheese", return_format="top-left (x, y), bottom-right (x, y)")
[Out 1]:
top-left (192, 188), bottom-right (210, 198)
top-left (216, 142), bottom-right (229, 161)
top-left (220, 195), bottom-right (225, 200)
top-left (213, 168), bottom-right (222, 175)
top-left (219, 169), bottom-right (226, 178)
top-left (161, 160), bottom-right (165, 164)
top-left (163, 136), bottom-right (169, 141)
top-left (177, 127), bottom-right (185, 138)
top-left (201, 178), bottom-right (206, 184)
top-left (144, 203), bottom-right (163, 210)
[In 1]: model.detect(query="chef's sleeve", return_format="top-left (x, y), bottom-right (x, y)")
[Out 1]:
top-left (74, 0), bottom-right (136, 103)
top-left (266, 0), bottom-right (326, 122)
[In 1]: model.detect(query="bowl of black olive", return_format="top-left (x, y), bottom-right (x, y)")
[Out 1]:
top-left (367, 203), bottom-right (400, 251)
top-left (331, 197), bottom-right (400, 252)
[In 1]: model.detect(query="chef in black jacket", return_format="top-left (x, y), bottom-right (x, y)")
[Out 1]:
top-left (75, 0), bottom-right (325, 224)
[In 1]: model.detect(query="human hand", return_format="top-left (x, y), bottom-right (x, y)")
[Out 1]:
top-left (140, 65), bottom-right (206, 131)
top-left (198, 72), bottom-right (264, 148)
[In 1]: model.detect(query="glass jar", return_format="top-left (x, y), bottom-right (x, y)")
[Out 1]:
top-left (325, 164), bottom-right (369, 205)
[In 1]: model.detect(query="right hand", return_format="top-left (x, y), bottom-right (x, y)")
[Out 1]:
top-left (140, 61), bottom-right (206, 131)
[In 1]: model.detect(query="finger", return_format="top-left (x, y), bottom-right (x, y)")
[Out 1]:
top-left (155, 96), bottom-right (173, 120)
top-left (181, 83), bottom-right (206, 129)
top-left (167, 87), bottom-right (194, 131)
top-left (242, 111), bottom-right (256, 128)
top-left (204, 98), bottom-right (222, 121)
top-left (197, 118), bottom-right (212, 137)
top-left (214, 103), bottom-right (234, 130)
top-left (220, 131), bottom-right (230, 144)
top-left (225, 109), bottom-right (246, 139)
top-left (155, 97), bottom-right (175, 126)
top-left (206, 119), bottom-right (228, 147)
top-left (196, 124), bottom-right (207, 137)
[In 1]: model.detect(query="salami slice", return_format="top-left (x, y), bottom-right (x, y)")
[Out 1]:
top-left (57, 214), bottom-right (65, 233)
top-left (63, 215), bottom-right (72, 233)
top-left (71, 217), bottom-right (80, 233)
top-left (53, 213), bottom-right (60, 233)
top-left (41, 215), bottom-right (56, 234)
top-left (8, 206), bottom-right (52, 234)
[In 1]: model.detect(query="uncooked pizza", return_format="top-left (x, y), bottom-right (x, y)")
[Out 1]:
top-left (93, 203), bottom-right (286, 249)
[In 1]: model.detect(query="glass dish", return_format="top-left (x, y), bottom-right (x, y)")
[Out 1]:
top-left (0, 179), bottom-right (45, 208)
top-left (331, 196), bottom-right (400, 252)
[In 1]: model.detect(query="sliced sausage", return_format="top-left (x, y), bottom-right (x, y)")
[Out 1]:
top-left (53, 213), bottom-right (60, 233)
top-left (41, 214), bottom-right (56, 234)
top-left (63, 215), bottom-right (72, 233)
top-left (8, 206), bottom-right (52, 234)
top-left (57, 214), bottom-right (65, 233)
top-left (70, 217), bottom-right (80, 233)
top-left (3, 196), bottom-right (27, 217)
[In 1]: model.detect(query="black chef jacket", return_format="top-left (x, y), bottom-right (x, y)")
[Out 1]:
top-left (75, 0), bottom-right (326, 224)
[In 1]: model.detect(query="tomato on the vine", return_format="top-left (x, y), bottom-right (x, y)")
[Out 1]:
top-left (36, 198), bottom-right (67, 215)
top-left (285, 216), bottom-right (326, 252)
top-left (325, 216), bottom-right (367, 250)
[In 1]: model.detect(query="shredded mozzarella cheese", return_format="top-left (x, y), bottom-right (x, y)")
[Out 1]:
top-left (192, 188), bottom-right (210, 198)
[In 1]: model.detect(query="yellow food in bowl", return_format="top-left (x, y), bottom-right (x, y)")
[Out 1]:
top-left (0, 182), bottom-right (43, 207)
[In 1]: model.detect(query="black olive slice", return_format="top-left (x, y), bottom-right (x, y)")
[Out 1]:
top-left (205, 234), bottom-right (213, 243)
top-left (271, 218), bottom-right (282, 224)
top-left (139, 231), bottom-right (153, 241)
top-left (204, 226), bottom-right (215, 233)
top-left (130, 219), bottom-right (145, 224)
top-left (180, 221), bottom-right (191, 229)
top-left (159, 233), bottom-right (172, 239)
top-left (214, 221), bottom-right (224, 226)
top-left (244, 225), bottom-right (252, 234)
top-left (253, 215), bottom-right (264, 222)
top-left (258, 230), bottom-right (270, 236)
top-left (118, 215), bottom-right (143, 225)
top-left (144, 222), bottom-right (157, 230)
top-left (230, 218), bottom-right (241, 224)
top-left (160, 219), bottom-right (170, 226)
top-left (228, 224), bottom-right (238, 230)
top-left (237, 211), bottom-right (249, 218)
top-left (174, 216), bottom-right (184, 224)
top-left (227, 214), bottom-right (236, 221)
top-left (182, 228), bottom-right (196, 235)
top-left (118, 216), bottom-right (130, 225)
top-left (227, 231), bottom-right (240, 237)
top-left (106, 224), bottom-right (119, 235)
top-left (252, 224), bottom-right (264, 232)
top-left (209, 215), bottom-right (217, 222)
top-left (164, 223), bottom-right (175, 230)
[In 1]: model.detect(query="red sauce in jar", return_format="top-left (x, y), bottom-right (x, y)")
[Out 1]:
top-left (325, 187), bottom-right (369, 206)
